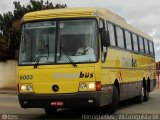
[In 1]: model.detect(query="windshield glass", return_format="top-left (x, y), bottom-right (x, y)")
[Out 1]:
top-left (19, 19), bottom-right (98, 65)
top-left (57, 20), bottom-right (98, 63)
top-left (19, 21), bottom-right (56, 64)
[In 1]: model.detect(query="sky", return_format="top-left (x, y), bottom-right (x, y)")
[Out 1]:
top-left (0, 0), bottom-right (160, 61)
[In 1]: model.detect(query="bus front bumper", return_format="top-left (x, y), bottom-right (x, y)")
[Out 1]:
top-left (18, 91), bottom-right (112, 108)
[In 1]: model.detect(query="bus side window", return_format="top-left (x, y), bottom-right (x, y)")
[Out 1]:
top-left (144, 39), bottom-right (149, 54)
top-left (149, 41), bottom-right (154, 56)
top-left (138, 36), bottom-right (144, 53)
top-left (116, 26), bottom-right (125, 48)
top-left (152, 42), bottom-right (155, 56)
top-left (125, 30), bottom-right (132, 50)
top-left (132, 33), bottom-right (138, 52)
top-left (107, 23), bottom-right (116, 46)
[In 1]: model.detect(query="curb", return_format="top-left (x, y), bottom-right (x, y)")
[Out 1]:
top-left (0, 89), bottom-right (17, 94)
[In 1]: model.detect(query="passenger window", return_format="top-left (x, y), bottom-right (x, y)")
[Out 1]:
top-left (108, 23), bottom-right (116, 46)
top-left (139, 36), bottom-right (144, 53)
top-left (125, 30), bottom-right (132, 50)
top-left (116, 26), bottom-right (124, 48)
top-left (132, 34), bottom-right (138, 52)
top-left (144, 39), bottom-right (149, 54)
top-left (149, 41), bottom-right (154, 55)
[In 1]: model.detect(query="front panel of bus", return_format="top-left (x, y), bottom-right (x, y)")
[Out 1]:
top-left (17, 18), bottom-right (111, 108)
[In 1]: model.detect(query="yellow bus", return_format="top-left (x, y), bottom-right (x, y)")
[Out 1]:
top-left (17, 8), bottom-right (156, 114)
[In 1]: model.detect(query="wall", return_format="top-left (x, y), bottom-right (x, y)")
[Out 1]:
top-left (0, 60), bottom-right (17, 89)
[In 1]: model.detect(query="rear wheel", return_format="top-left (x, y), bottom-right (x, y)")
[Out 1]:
top-left (143, 92), bottom-right (149, 102)
top-left (135, 85), bottom-right (144, 103)
top-left (143, 88), bottom-right (149, 102)
top-left (107, 85), bottom-right (119, 114)
top-left (143, 80), bottom-right (149, 102)
top-left (135, 80), bottom-right (149, 103)
top-left (44, 108), bottom-right (57, 116)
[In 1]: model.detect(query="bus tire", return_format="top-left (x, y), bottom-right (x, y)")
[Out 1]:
top-left (44, 108), bottom-right (57, 116)
top-left (135, 85), bottom-right (144, 104)
top-left (143, 92), bottom-right (149, 102)
top-left (143, 80), bottom-right (149, 102)
top-left (143, 88), bottom-right (149, 102)
top-left (107, 85), bottom-right (119, 114)
top-left (147, 79), bottom-right (151, 93)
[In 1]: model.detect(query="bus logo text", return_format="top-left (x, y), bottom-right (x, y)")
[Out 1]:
top-left (79, 72), bottom-right (93, 78)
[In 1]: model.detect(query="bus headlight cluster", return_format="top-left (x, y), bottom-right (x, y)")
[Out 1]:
top-left (79, 82), bottom-right (96, 91)
top-left (20, 84), bottom-right (33, 92)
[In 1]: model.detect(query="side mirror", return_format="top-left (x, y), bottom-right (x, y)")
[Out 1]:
top-left (102, 30), bottom-right (110, 47)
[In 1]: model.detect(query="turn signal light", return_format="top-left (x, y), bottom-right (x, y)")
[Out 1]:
top-left (96, 81), bottom-right (101, 91)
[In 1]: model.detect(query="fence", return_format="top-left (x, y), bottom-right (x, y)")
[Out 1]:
top-left (0, 60), bottom-right (17, 89)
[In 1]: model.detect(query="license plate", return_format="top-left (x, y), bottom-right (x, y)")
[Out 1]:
top-left (50, 101), bottom-right (64, 106)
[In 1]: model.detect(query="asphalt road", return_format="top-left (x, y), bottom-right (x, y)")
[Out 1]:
top-left (0, 89), bottom-right (160, 120)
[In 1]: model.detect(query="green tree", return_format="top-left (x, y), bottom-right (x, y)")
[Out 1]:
top-left (0, 0), bottom-right (67, 61)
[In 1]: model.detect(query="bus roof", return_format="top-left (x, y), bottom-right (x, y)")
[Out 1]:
top-left (23, 8), bottom-right (152, 41)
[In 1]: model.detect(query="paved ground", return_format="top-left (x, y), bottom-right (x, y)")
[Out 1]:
top-left (0, 89), bottom-right (160, 120)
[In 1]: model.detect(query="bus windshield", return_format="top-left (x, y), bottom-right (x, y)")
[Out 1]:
top-left (19, 19), bottom-right (98, 65)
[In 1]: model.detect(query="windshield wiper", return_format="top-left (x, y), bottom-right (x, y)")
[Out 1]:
top-left (34, 45), bottom-right (48, 68)
top-left (60, 47), bottom-right (77, 67)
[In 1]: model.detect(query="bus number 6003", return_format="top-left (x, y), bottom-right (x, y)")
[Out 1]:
top-left (20, 75), bottom-right (33, 80)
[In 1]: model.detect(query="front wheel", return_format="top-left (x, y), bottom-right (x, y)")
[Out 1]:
top-left (107, 86), bottom-right (119, 114)
top-left (44, 108), bottom-right (57, 116)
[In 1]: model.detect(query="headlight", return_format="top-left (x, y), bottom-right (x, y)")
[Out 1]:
top-left (21, 86), bottom-right (26, 91)
top-left (19, 84), bottom-right (33, 92)
top-left (27, 85), bottom-right (33, 91)
top-left (80, 83), bottom-right (87, 90)
top-left (89, 83), bottom-right (95, 90)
